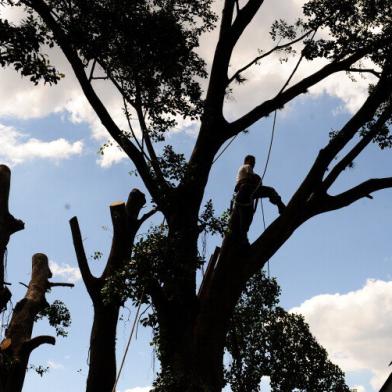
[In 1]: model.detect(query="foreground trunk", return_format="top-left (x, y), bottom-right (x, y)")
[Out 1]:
top-left (86, 304), bottom-right (120, 392)
top-left (70, 189), bottom-right (148, 392)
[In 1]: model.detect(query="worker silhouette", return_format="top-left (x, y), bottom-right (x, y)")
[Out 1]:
top-left (232, 155), bottom-right (285, 238)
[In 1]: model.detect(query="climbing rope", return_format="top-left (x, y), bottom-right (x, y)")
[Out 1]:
top-left (112, 290), bottom-right (145, 392)
top-left (212, 134), bottom-right (239, 164)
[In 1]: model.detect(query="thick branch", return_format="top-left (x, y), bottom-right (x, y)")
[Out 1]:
top-left (288, 67), bottom-right (392, 206)
top-left (69, 216), bottom-right (96, 296)
top-left (318, 177), bottom-right (392, 212)
top-left (231, 0), bottom-right (265, 45)
top-left (228, 48), bottom-right (374, 136)
top-left (22, 335), bottom-right (55, 355)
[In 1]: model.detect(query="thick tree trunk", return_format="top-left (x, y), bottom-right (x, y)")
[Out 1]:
top-left (86, 303), bottom-right (120, 392)
top-left (70, 188), bottom-right (148, 392)
top-left (1, 254), bottom-right (55, 392)
top-left (0, 165), bottom-right (24, 312)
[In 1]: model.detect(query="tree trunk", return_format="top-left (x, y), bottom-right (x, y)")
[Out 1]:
top-left (0, 165), bottom-right (24, 312)
top-left (1, 253), bottom-right (55, 392)
top-left (86, 303), bottom-right (120, 392)
top-left (70, 188), bottom-right (148, 392)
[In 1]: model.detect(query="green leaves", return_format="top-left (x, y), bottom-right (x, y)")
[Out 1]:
top-left (36, 300), bottom-right (71, 337)
top-left (225, 272), bottom-right (350, 392)
top-left (300, 0), bottom-right (392, 65)
top-left (0, 14), bottom-right (60, 84)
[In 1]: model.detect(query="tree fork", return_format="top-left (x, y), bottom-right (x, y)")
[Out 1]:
top-left (70, 188), bottom-right (151, 392)
top-left (1, 253), bottom-right (68, 392)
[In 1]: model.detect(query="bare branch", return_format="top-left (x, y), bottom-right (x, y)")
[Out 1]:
top-left (322, 103), bottom-right (392, 190)
top-left (138, 207), bottom-right (158, 226)
top-left (348, 67), bottom-right (381, 79)
top-left (69, 216), bottom-right (97, 296)
top-left (134, 91), bottom-right (170, 191)
top-left (228, 30), bottom-right (313, 86)
top-left (231, 0), bottom-right (265, 44)
top-left (319, 177), bottom-right (392, 212)
top-left (288, 68), bottom-right (392, 206)
top-left (88, 59), bottom-right (97, 82)
top-left (49, 282), bottom-right (75, 288)
top-left (228, 48), bottom-right (375, 136)
top-left (278, 29), bottom-right (318, 95)
top-left (19, 282), bottom-right (29, 288)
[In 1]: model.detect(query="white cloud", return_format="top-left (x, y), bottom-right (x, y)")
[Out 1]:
top-left (352, 386), bottom-right (366, 392)
top-left (0, 124), bottom-right (83, 166)
top-left (47, 360), bottom-right (64, 370)
top-left (0, 0), bottom-right (378, 168)
top-left (123, 387), bottom-right (151, 392)
top-left (49, 260), bottom-right (81, 283)
top-left (291, 279), bottom-right (392, 391)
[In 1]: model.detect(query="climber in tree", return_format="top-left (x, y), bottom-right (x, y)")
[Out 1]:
top-left (233, 155), bottom-right (285, 237)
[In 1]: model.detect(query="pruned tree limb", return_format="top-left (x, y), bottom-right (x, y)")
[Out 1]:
top-left (49, 282), bottom-right (75, 288)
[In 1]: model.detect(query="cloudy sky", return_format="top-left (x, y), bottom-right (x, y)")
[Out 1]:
top-left (1, 1), bottom-right (391, 392)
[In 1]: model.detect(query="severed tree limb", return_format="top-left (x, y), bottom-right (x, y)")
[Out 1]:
top-left (49, 282), bottom-right (75, 288)
top-left (3, 254), bottom-right (56, 392)
top-left (68, 188), bottom-right (164, 392)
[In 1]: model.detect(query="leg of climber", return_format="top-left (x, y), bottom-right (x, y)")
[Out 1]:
top-left (232, 182), bottom-right (255, 241)
top-left (255, 185), bottom-right (286, 214)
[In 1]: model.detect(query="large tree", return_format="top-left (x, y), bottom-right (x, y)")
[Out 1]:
top-left (1, 0), bottom-right (392, 391)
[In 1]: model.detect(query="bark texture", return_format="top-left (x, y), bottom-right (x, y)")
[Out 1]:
top-left (0, 254), bottom-right (55, 392)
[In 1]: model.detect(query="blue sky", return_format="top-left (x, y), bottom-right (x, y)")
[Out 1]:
top-left (1, 92), bottom-right (391, 392)
top-left (1, 1), bottom-right (392, 391)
